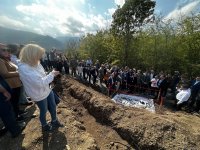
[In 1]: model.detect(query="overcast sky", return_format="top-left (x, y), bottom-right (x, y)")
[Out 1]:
top-left (0, 0), bottom-right (200, 37)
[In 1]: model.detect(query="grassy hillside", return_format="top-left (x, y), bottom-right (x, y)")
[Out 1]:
top-left (0, 26), bottom-right (64, 50)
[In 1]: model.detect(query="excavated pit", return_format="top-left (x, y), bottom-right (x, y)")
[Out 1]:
top-left (61, 76), bottom-right (200, 150)
top-left (1, 76), bottom-right (200, 150)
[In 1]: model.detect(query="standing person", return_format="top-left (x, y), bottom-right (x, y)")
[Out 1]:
top-left (0, 75), bottom-right (26, 138)
top-left (90, 66), bottom-right (97, 85)
top-left (56, 58), bottom-right (63, 73)
top-left (11, 44), bottom-right (63, 131)
top-left (8, 44), bottom-right (33, 106)
top-left (157, 74), bottom-right (169, 105)
top-left (0, 46), bottom-right (24, 121)
top-left (62, 55), bottom-right (69, 74)
top-left (41, 52), bottom-right (49, 71)
top-left (176, 84), bottom-right (191, 111)
top-left (187, 76), bottom-right (200, 112)
top-left (170, 71), bottom-right (180, 99)
top-left (150, 75), bottom-right (159, 98)
top-left (99, 64), bottom-right (105, 86)
top-left (77, 61), bottom-right (83, 79)
top-left (95, 60), bottom-right (100, 75)
top-left (86, 58), bottom-right (92, 66)
top-left (82, 60), bottom-right (87, 80)
top-left (70, 57), bottom-right (78, 77)
top-left (49, 49), bottom-right (56, 69)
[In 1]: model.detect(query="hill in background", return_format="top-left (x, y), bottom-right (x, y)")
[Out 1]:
top-left (56, 36), bottom-right (80, 44)
top-left (0, 26), bottom-right (78, 50)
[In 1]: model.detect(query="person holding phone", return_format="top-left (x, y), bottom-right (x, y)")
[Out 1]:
top-left (11, 44), bottom-right (63, 131)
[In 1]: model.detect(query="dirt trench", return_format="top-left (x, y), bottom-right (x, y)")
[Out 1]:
top-left (61, 76), bottom-right (200, 150)
top-left (61, 88), bottom-right (134, 150)
top-left (1, 76), bottom-right (200, 150)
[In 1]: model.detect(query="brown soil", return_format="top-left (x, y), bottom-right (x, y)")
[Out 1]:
top-left (1, 76), bottom-right (200, 150)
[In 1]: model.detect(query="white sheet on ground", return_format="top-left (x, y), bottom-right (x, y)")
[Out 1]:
top-left (112, 94), bottom-right (155, 113)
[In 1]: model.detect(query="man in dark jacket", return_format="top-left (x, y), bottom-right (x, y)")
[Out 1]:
top-left (0, 75), bottom-right (25, 138)
top-left (187, 76), bottom-right (200, 112)
top-left (194, 90), bottom-right (200, 113)
top-left (157, 75), bottom-right (169, 105)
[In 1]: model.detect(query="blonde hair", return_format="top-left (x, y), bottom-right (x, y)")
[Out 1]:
top-left (19, 44), bottom-right (45, 66)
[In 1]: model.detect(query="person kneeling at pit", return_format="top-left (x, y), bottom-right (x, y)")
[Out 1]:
top-left (176, 84), bottom-right (191, 111)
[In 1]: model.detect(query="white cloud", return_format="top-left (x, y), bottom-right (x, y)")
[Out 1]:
top-left (14, 0), bottom-right (110, 37)
top-left (114, 0), bottom-right (125, 7)
top-left (0, 15), bottom-right (27, 29)
top-left (80, 0), bottom-right (85, 4)
top-left (23, 16), bottom-right (31, 21)
top-left (164, 0), bottom-right (200, 21)
top-left (108, 8), bottom-right (116, 16)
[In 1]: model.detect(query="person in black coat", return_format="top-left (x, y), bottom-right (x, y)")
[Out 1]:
top-left (187, 76), bottom-right (200, 111)
top-left (90, 66), bottom-right (97, 85)
top-left (194, 90), bottom-right (200, 113)
top-left (157, 74), bottom-right (169, 105)
top-left (0, 75), bottom-right (25, 138)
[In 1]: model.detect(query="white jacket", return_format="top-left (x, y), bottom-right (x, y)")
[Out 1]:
top-left (11, 55), bottom-right (54, 101)
top-left (18, 63), bottom-right (54, 101)
top-left (176, 88), bottom-right (191, 105)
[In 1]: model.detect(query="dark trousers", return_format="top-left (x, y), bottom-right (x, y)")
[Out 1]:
top-left (176, 101), bottom-right (188, 110)
top-left (64, 66), bottom-right (69, 74)
top-left (92, 75), bottom-right (97, 85)
top-left (188, 94), bottom-right (198, 108)
top-left (195, 98), bottom-right (200, 112)
top-left (83, 68), bottom-right (87, 79)
top-left (0, 98), bottom-right (20, 136)
top-left (71, 67), bottom-right (76, 77)
top-left (10, 87), bottom-right (21, 118)
top-left (88, 74), bottom-right (91, 83)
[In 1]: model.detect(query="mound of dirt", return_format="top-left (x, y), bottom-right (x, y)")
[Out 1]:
top-left (63, 76), bottom-right (200, 150)
top-left (1, 76), bottom-right (200, 150)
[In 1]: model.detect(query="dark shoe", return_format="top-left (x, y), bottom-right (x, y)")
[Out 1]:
top-left (31, 114), bottom-right (37, 118)
top-left (198, 111), bottom-right (200, 115)
top-left (42, 124), bottom-right (52, 132)
top-left (18, 122), bottom-right (26, 130)
top-left (19, 110), bottom-right (28, 116)
top-left (186, 109), bottom-right (195, 113)
top-left (20, 101), bottom-right (33, 106)
top-left (51, 120), bottom-right (64, 128)
top-left (16, 115), bottom-right (25, 123)
top-left (12, 122), bottom-right (26, 138)
top-left (0, 127), bottom-right (8, 137)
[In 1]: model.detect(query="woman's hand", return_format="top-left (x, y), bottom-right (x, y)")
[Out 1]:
top-left (51, 70), bottom-right (60, 77)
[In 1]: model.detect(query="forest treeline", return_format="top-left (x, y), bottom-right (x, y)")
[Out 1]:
top-left (65, 0), bottom-right (200, 77)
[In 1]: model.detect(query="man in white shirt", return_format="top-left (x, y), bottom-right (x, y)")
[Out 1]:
top-left (176, 84), bottom-right (191, 110)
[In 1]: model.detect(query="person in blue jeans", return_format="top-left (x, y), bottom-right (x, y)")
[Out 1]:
top-left (0, 75), bottom-right (26, 138)
top-left (36, 91), bottom-right (58, 128)
top-left (11, 44), bottom-right (63, 131)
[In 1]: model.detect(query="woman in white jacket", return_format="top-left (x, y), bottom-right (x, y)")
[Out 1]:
top-left (12, 44), bottom-right (63, 131)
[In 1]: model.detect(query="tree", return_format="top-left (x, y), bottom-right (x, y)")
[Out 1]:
top-left (64, 39), bottom-right (80, 59)
top-left (176, 14), bottom-right (200, 75)
top-left (111, 0), bottom-right (155, 66)
top-left (78, 30), bottom-right (114, 63)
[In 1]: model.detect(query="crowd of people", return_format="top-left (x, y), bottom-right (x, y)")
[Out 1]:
top-left (75, 62), bottom-right (199, 112)
top-left (0, 42), bottom-right (200, 139)
top-left (0, 43), bottom-right (63, 138)
top-left (39, 49), bottom-right (200, 113)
